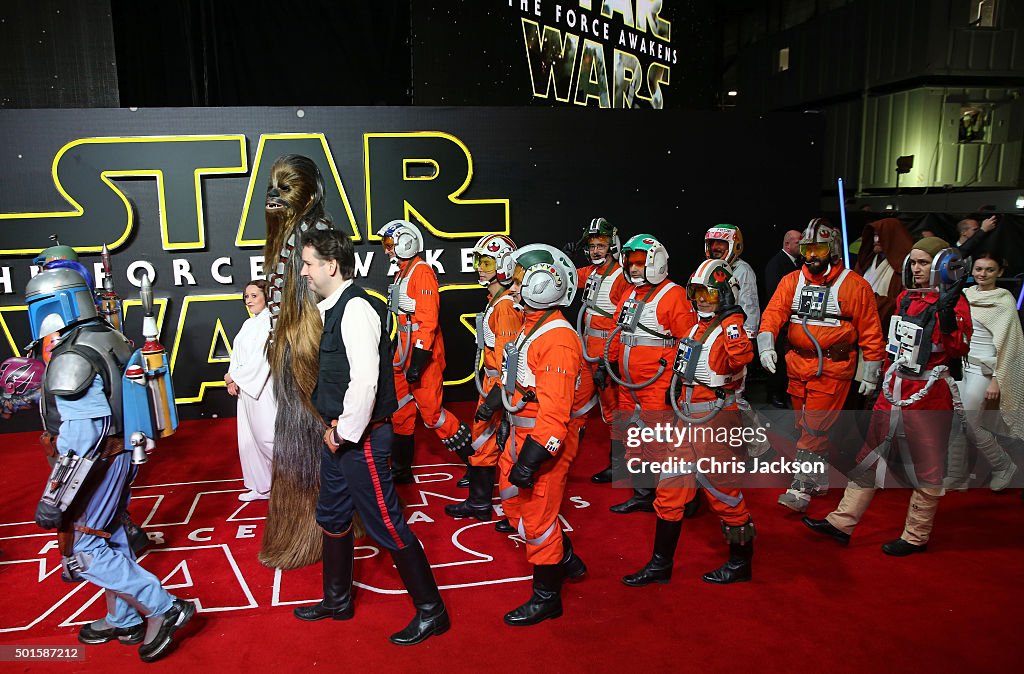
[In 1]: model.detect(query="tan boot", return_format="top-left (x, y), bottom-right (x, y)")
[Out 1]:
top-left (825, 483), bottom-right (877, 536)
top-left (900, 488), bottom-right (942, 546)
top-left (974, 427), bottom-right (1018, 491)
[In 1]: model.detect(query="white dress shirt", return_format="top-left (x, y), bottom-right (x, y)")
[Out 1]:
top-left (731, 257), bottom-right (761, 337)
top-left (317, 279), bottom-right (382, 443)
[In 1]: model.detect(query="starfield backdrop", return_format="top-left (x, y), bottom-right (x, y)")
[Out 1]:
top-left (0, 106), bottom-right (823, 429)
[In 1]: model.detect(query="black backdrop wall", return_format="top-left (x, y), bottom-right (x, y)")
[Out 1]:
top-left (0, 106), bottom-right (822, 431)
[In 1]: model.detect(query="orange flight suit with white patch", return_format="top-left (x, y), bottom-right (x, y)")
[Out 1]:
top-left (759, 265), bottom-right (885, 455)
top-left (497, 309), bottom-right (587, 565)
top-left (659, 311), bottom-right (752, 523)
top-left (390, 256), bottom-right (461, 439)
top-left (576, 260), bottom-right (631, 424)
top-left (470, 287), bottom-right (523, 467)
top-left (606, 279), bottom-right (697, 412)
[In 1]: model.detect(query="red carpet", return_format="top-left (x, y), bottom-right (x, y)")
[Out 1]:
top-left (1, 401), bottom-right (1022, 672)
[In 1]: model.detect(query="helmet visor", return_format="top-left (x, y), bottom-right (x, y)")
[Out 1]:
top-left (381, 235), bottom-right (395, 251)
top-left (799, 242), bottom-right (831, 259)
top-left (625, 250), bottom-right (647, 268)
top-left (473, 253), bottom-right (497, 273)
top-left (686, 284), bottom-right (720, 302)
top-left (511, 264), bottom-right (527, 286)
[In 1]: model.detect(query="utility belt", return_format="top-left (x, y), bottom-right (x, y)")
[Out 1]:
top-left (508, 414), bottom-right (536, 429)
top-left (621, 333), bottom-right (678, 348)
top-left (792, 343), bottom-right (855, 362)
top-left (507, 396), bottom-right (595, 429)
top-left (676, 395), bottom-right (736, 413)
top-left (964, 354), bottom-right (994, 371)
top-left (366, 416), bottom-right (391, 433)
top-left (894, 368), bottom-right (933, 381)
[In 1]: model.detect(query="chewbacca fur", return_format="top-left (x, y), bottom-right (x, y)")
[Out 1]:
top-left (258, 155), bottom-right (364, 570)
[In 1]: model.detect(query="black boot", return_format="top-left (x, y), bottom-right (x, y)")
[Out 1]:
top-left (390, 434), bottom-right (415, 484)
top-left (495, 518), bottom-right (515, 533)
top-left (389, 540), bottom-right (450, 645)
top-left (561, 533), bottom-right (587, 581)
top-left (610, 488), bottom-right (655, 514)
top-left (683, 492), bottom-right (701, 519)
top-left (294, 531), bottom-right (354, 621)
top-left (591, 442), bottom-right (614, 483)
top-left (456, 467), bottom-right (471, 489)
top-left (444, 466), bottom-right (495, 521)
top-left (503, 564), bottom-right (564, 626)
top-left (623, 518), bottom-right (682, 587)
top-left (702, 541), bottom-right (753, 584)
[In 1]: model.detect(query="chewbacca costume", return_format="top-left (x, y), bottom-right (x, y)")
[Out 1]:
top-left (258, 155), bottom-right (335, 569)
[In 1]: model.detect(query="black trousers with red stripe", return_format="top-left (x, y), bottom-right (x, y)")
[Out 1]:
top-left (315, 422), bottom-right (416, 551)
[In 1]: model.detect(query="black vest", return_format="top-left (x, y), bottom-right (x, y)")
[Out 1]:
top-left (312, 283), bottom-right (398, 426)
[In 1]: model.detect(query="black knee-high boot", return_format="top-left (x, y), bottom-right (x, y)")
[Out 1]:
top-left (390, 434), bottom-right (415, 484)
top-left (591, 441), bottom-right (614, 484)
top-left (294, 531), bottom-right (354, 620)
top-left (444, 465), bottom-right (495, 521)
top-left (622, 517), bottom-right (682, 586)
top-left (703, 520), bottom-right (755, 584)
top-left (610, 487), bottom-right (655, 514)
top-left (389, 540), bottom-right (450, 645)
top-left (561, 532), bottom-right (587, 580)
top-left (702, 541), bottom-right (754, 584)
top-left (503, 563), bottom-right (565, 626)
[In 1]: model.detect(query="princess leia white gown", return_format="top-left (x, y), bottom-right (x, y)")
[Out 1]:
top-left (228, 308), bottom-right (276, 497)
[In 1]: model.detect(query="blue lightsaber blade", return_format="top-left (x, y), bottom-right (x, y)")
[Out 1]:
top-left (838, 178), bottom-right (850, 268)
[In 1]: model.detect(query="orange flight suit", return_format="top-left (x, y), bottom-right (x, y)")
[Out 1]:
top-left (606, 279), bottom-right (697, 412)
top-left (470, 287), bottom-right (523, 467)
top-left (759, 265), bottom-right (885, 455)
top-left (576, 261), bottom-right (631, 424)
top-left (659, 311), bottom-right (752, 524)
top-left (391, 256), bottom-right (461, 439)
top-left (497, 309), bottom-right (587, 565)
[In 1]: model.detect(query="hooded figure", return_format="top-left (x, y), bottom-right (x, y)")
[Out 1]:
top-left (854, 218), bottom-right (913, 329)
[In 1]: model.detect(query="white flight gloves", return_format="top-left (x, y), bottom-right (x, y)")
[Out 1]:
top-left (756, 332), bottom-right (777, 374)
top-left (858, 360), bottom-right (882, 396)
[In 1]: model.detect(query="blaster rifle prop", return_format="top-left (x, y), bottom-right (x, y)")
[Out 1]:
top-left (97, 244), bottom-right (123, 331)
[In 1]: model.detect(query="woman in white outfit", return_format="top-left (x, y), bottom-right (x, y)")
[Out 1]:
top-left (946, 253), bottom-right (1022, 491)
top-left (225, 279), bottom-right (276, 501)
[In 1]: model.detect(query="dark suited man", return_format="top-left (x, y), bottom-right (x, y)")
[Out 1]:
top-left (762, 230), bottom-right (802, 408)
top-left (293, 227), bottom-right (448, 646)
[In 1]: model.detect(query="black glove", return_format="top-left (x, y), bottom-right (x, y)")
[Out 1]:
top-left (441, 422), bottom-right (475, 463)
top-left (405, 347), bottom-right (432, 384)
top-left (35, 500), bottom-right (63, 530)
top-left (509, 435), bottom-right (555, 489)
top-left (562, 240), bottom-right (578, 258)
top-left (476, 384), bottom-right (503, 422)
top-left (593, 365), bottom-right (608, 390)
top-left (937, 279), bottom-right (964, 334)
top-left (495, 414), bottom-right (511, 453)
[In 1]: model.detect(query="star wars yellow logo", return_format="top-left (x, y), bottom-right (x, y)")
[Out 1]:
top-left (0, 131), bottom-right (508, 404)
top-left (518, 1), bottom-right (673, 109)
